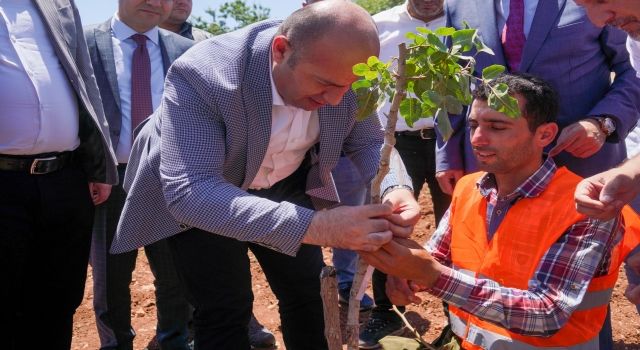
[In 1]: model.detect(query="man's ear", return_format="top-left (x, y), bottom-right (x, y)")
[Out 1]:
top-left (271, 35), bottom-right (291, 64)
top-left (536, 122), bottom-right (559, 148)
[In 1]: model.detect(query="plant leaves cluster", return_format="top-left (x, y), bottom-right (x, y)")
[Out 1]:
top-left (352, 25), bottom-right (520, 141)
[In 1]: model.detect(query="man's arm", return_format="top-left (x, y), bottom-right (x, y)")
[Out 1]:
top-left (435, 110), bottom-right (466, 194)
top-left (363, 216), bottom-right (620, 336)
top-left (159, 61), bottom-right (396, 256)
top-left (552, 26), bottom-right (640, 159)
top-left (575, 155), bottom-right (640, 219)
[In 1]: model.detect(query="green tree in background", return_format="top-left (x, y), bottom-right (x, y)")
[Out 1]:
top-left (192, 0), bottom-right (270, 35)
top-left (355, 0), bottom-right (403, 15)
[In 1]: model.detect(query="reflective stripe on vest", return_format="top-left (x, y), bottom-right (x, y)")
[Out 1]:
top-left (449, 312), bottom-right (600, 350)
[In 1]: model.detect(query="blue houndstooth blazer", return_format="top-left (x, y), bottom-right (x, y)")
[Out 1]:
top-left (111, 20), bottom-right (410, 256)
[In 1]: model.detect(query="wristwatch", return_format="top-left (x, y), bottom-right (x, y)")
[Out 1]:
top-left (592, 116), bottom-right (616, 137)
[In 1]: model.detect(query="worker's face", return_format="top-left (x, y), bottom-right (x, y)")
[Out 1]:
top-left (407, 0), bottom-right (444, 22)
top-left (575, 0), bottom-right (640, 39)
top-left (118, 0), bottom-right (173, 33)
top-left (167, 0), bottom-right (192, 25)
top-left (468, 96), bottom-right (547, 177)
top-left (271, 35), bottom-right (379, 111)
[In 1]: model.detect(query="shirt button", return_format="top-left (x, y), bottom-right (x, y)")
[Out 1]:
top-left (496, 210), bottom-right (502, 215)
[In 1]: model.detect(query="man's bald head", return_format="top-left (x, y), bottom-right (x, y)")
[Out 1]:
top-left (270, 0), bottom-right (380, 110)
top-left (277, 0), bottom-right (380, 67)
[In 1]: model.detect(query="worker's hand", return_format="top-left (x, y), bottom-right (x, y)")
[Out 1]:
top-left (382, 188), bottom-right (420, 238)
top-left (89, 182), bottom-right (112, 205)
top-left (303, 204), bottom-right (393, 251)
top-left (436, 169), bottom-right (463, 195)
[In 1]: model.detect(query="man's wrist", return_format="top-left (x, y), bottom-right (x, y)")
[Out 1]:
top-left (588, 115), bottom-right (616, 137)
top-left (381, 184), bottom-right (413, 199)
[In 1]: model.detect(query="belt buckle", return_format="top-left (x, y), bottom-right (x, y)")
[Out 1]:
top-left (30, 156), bottom-right (57, 175)
top-left (420, 128), bottom-right (429, 140)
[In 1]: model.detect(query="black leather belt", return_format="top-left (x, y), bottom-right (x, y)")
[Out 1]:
top-left (395, 128), bottom-right (436, 139)
top-left (0, 151), bottom-right (74, 174)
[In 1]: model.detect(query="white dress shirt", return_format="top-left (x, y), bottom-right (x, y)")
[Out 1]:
top-left (0, 0), bottom-right (80, 155)
top-left (249, 61), bottom-right (320, 190)
top-left (111, 15), bottom-right (165, 163)
top-left (373, 2), bottom-right (446, 132)
top-left (496, 0), bottom-right (540, 39)
top-left (627, 37), bottom-right (640, 78)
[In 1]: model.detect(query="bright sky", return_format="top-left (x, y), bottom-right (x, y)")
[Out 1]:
top-left (74, 1), bottom-right (301, 27)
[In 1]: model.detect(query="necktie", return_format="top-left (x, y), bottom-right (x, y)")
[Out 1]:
top-left (130, 34), bottom-right (152, 136)
top-left (502, 0), bottom-right (526, 71)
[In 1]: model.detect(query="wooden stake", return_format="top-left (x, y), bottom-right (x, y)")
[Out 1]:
top-left (320, 266), bottom-right (342, 350)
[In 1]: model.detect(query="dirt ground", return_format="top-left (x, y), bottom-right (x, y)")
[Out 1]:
top-left (72, 189), bottom-right (640, 349)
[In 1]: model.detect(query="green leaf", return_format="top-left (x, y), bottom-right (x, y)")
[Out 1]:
top-left (379, 336), bottom-right (422, 350)
top-left (413, 77), bottom-right (432, 99)
top-left (353, 63), bottom-right (370, 76)
top-left (351, 79), bottom-right (372, 90)
top-left (444, 95), bottom-right (464, 115)
top-left (482, 64), bottom-right (505, 80)
top-left (405, 63), bottom-right (417, 77)
top-left (435, 26), bottom-right (456, 36)
top-left (488, 83), bottom-right (521, 118)
top-left (367, 56), bottom-right (381, 67)
top-left (355, 88), bottom-right (379, 121)
top-left (425, 90), bottom-right (443, 106)
top-left (436, 107), bottom-right (453, 141)
top-left (451, 28), bottom-right (476, 52)
top-left (364, 70), bottom-right (378, 81)
top-left (416, 27), bottom-right (433, 35)
top-left (399, 98), bottom-right (422, 128)
top-left (427, 33), bottom-right (448, 52)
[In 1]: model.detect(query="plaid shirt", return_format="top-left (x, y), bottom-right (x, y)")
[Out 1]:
top-left (426, 157), bottom-right (622, 336)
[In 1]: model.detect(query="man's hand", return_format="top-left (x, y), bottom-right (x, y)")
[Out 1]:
top-left (549, 119), bottom-right (605, 158)
top-left (89, 182), bottom-right (112, 205)
top-left (382, 188), bottom-right (420, 238)
top-left (303, 204), bottom-right (393, 251)
top-left (360, 237), bottom-right (444, 288)
top-left (385, 275), bottom-right (422, 305)
top-left (574, 159), bottom-right (640, 219)
top-left (625, 251), bottom-right (640, 305)
top-left (436, 169), bottom-right (463, 195)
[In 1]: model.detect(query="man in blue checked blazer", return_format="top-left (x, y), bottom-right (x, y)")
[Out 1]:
top-left (111, 1), bottom-right (420, 348)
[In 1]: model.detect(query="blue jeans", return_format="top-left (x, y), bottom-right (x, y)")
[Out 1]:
top-left (331, 157), bottom-right (367, 288)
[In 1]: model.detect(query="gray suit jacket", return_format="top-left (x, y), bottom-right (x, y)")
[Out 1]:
top-left (111, 20), bottom-right (410, 256)
top-left (437, 0), bottom-right (640, 177)
top-left (84, 20), bottom-right (193, 153)
top-left (32, 0), bottom-right (118, 184)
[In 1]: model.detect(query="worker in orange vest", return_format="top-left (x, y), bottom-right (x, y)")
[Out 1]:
top-left (361, 73), bottom-right (640, 349)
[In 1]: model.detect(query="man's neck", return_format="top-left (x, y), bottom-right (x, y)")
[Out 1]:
top-left (407, 5), bottom-right (444, 23)
top-left (159, 21), bottom-right (181, 34)
top-left (494, 159), bottom-right (544, 197)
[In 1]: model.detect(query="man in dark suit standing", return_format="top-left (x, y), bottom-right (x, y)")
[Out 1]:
top-left (84, 0), bottom-right (193, 349)
top-left (159, 0), bottom-right (211, 42)
top-left (0, 0), bottom-right (118, 349)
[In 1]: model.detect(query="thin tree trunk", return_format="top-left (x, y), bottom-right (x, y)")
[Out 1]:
top-left (346, 43), bottom-right (409, 350)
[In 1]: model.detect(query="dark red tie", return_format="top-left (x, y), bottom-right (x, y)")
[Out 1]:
top-left (130, 34), bottom-right (152, 135)
top-left (501, 0), bottom-right (526, 71)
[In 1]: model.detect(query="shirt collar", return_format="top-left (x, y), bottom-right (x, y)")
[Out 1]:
top-left (477, 155), bottom-right (557, 200)
top-left (111, 13), bottom-right (160, 46)
top-left (179, 21), bottom-right (193, 39)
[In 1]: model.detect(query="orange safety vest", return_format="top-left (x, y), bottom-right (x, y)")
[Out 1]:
top-left (447, 167), bottom-right (640, 349)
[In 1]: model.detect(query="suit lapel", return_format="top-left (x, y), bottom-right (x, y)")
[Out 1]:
top-left (32, 0), bottom-right (97, 119)
top-left (158, 30), bottom-right (174, 75)
top-left (95, 20), bottom-right (121, 110)
top-left (520, 0), bottom-right (566, 72)
top-left (475, 0), bottom-right (505, 65)
top-left (240, 29), bottom-right (275, 189)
